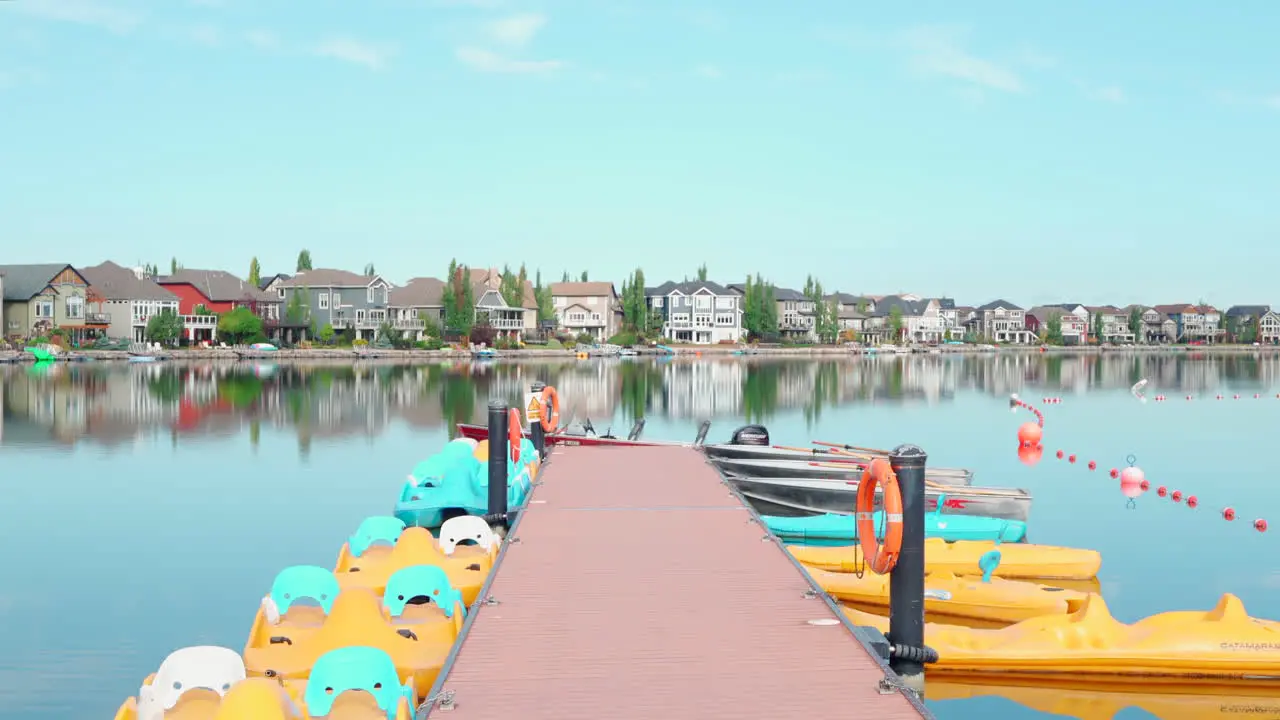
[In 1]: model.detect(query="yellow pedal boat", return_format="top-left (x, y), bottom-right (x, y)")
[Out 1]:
top-left (811, 567), bottom-right (1086, 624)
top-left (845, 593), bottom-right (1280, 684)
top-left (929, 677), bottom-right (1280, 720)
top-left (334, 522), bottom-right (496, 606)
top-left (789, 538), bottom-right (1101, 580)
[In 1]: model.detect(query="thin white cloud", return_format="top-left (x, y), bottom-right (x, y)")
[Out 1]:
top-left (314, 38), bottom-right (395, 69)
top-left (244, 29), bottom-right (280, 50)
top-left (486, 13), bottom-right (546, 48)
top-left (900, 25), bottom-right (1023, 93)
top-left (455, 46), bottom-right (564, 74)
top-left (1093, 85), bottom-right (1126, 104)
top-left (3, 0), bottom-right (142, 34)
top-left (694, 64), bottom-right (721, 80)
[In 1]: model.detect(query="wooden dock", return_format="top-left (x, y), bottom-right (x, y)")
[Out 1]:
top-left (422, 445), bottom-right (929, 719)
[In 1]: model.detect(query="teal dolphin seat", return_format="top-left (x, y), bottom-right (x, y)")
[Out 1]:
top-left (304, 646), bottom-right (414, 720)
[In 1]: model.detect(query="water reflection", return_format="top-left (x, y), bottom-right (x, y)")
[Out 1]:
top-left (3, 353), bottom-right (1279, 451)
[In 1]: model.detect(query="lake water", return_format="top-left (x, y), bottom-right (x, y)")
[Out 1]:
top-left (3, 353), bottom-right (1279, 719)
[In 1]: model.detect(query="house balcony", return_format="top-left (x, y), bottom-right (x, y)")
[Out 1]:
top-left (86, 312), bottom-right (111, 325)
top-left (488, 318), bottom-right (524, 330)
top-left (666, 320), bottom-right (693, 329)
top-left (393, 319), bottom-right (426, 330)
top-left (182, 314), bottom-right (218, 328)
top-left (332, 314), bottom-right (387, 329)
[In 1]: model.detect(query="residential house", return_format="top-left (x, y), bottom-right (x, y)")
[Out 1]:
top-left (156, 269), bottom-right (286, 344)
top-left (1152, 304), bottom-right (1223, 343)
top-left (80, 261), bottom-right (181, 342)
top-left (258, 273), bottom-right (293, 296)
top-left (387, 277), bottom-right (446, 340)
top-left (871, 295), bottom-right (952, 344)
top-left (1083, 306), bottom-right (1135, 344)
top-left (724, 284), bottom-right (815, 340)
top-left (645, 281), bottom-right (744, 344)
top-left (824, 292), bottom-right (874, 341)
top-left (275, 269), bottom-right (391, 341)
top-left (1259, 311), bottom-right (1280, 344)
top-left (1025, 305), bottom-right (1087, 344)
top-left (1224, 305), bottom-right (1271, 343)
top-left (1122, 305), bottom-right (1175, 344)
top-left (469, 268), bottom-right (539, 340)
top-left (933, 298), bottom-right (961, 340)
top-left (549, 281), bottom-right (623, 341)
top-left (966, 300), bottom-right (1034, 344)
top-left (0, 264), bottom-right (110, 343)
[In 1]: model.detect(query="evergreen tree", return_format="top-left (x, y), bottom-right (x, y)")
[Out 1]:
top-left (533, 269), bottom-right (555, 323)
top-left (248, 257), bottom-right (261, 285)
top-left (296, 249), bottom-right (313, 272)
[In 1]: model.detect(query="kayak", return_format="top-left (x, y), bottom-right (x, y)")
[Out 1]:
top-left (844, 593), bottom-right (1280, 685)
top-left (811, 567), bottom-right (1088, 624)
top-left (728, 474), bottom-right (1033, 523)
top-left (764, 508), bottom-right (1026, 544)
top-left (713, 457), bottom-right (975, 486)
top-left (929, 677), bottom-right (1280, 717)
top-left (113, 649), bottom-right (416, 719)
top-left (789, 538), bottom-right (1102, 581)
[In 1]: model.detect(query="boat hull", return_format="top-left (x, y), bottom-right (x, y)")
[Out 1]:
top-left (727, 475), bottom-right (1032, 524)
top-left (712, 456), bottom-right (974, 487)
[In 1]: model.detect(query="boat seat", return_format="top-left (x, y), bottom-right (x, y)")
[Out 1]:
top-left (438, 516), bottom-right (498, 555)
top-left (263, 566), bottom-right (341, 625)
top-left (383, 564), bottom-right (465, 619)
top-left (348, 517), bottom-right (407, 559)
top-left (305, 647), bottom-right (413, 720)
top-left (135, 646), bottom-right (246, 720)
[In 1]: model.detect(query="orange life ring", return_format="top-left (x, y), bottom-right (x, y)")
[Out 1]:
top-left (855, 458), bottom-right (903, 575)
top-left (539, 386), bottom-right (561, 433)
top-left (507, 408), bottom-right (522, 464)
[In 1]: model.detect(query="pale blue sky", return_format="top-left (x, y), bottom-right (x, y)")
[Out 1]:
top-left (1, 0), bottom-right (1277, 306)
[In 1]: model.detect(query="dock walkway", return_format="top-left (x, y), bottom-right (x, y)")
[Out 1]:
top-left (425, 445), bottom-right (928, 719)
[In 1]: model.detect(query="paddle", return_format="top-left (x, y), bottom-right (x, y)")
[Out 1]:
top-left (814, 440), bottom-right (891, 455)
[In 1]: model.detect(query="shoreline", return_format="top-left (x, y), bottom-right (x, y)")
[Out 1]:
top-left (1, 343), bottom-right (1276, 364)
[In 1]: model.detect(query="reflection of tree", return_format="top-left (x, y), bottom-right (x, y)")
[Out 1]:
top-left (803, 362), bottom-right (842, 427)
top-left (423, 365), bottom-right (477, 437)
top-left (217, 374), bottom-right (263, 408)
top-left (741, 362), bottom-right (781, 423)
top-left (1046, 355), bottom-right (1062, 386)
top-left (618, 362), bottom-right (664, 419)
top-left (148, 370), bottom-right (184, 403)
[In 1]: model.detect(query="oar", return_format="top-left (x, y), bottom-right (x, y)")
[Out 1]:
top-left (814, 440), bottom-right (891, 455)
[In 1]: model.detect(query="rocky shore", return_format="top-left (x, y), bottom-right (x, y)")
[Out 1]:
top-left (1, 342), bottom-right (1276, 364)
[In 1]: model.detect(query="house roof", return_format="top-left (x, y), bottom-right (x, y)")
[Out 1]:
top-left (1084, 305), bottom-right (1124, 314)
top-left (868, 294), bottom-right (928, 317)
top-left (156, 269), bottom-right (278, 303)
top-left (81, 261), bottom-right (179, 302)
top-left (549, 281), bottom-right (616, 298)
top-left (645, 280), bottom-right (732, 296)
top-left (977, 299), bottom-right (1024, 311)
top-left (258, 273), bottom-right (292, 290)
top-left (0, 263), bottom-right (77, 301)
top-left (465, 268), bottom-right (537, 309)
top-left (277, 268), bottom-right (382, 289)
top-left (1226, 305), bottom-right (1271, 317)
top-left (774, 287), bottom-right (806, 301)
top-left (1152, 303), bottom-right (1196, 315)
top-left (389, 277), bottom-right (445, 307)
top-left (1026, 305), bottom-right (1080, 322)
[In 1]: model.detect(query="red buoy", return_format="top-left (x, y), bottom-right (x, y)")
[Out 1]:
top-left (1068, 454), bottom-right (1077, 464)
top-left (1156, 486), bottom-right (1168, 497)
top-left (1223, 507), bottom-right (1236, 521)
top-left (1056, 449), bottom-right (1065, 459)
top-left (1087, 460), bottom-right (1097, 470)
top-left (1109, 468), bottom-right (1120, 479)
top-left (1171, 490), bottom-right (1183, 502)
top-left (1255, 519), bottom-right (1269, 532)
top-left (1016, 422), bottom-right (1042, 447)
top-left (1186, 495), bottom-right (1199, 508)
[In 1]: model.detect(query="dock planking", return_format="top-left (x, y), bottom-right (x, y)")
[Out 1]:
top-left (424, 444), bottom-right (928, 719)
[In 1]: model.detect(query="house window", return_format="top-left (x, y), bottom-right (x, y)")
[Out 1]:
top-left (694, 295), bottom-right (711, 310)
top-left (356, 309), bottom-right (366, 322)
top-left (318, 293), bottom-right (329, 310)
top-left (333, 292), bottom-right (341, 307)
top-left (367, 286), bottom-right (375, 303)
top-left (65, 295), bottom-right (84, 319)
top-left (591, 313), bottom-right (601, 321)
top-left (35, 300), bottom-right (54, 318)
top-left (653, 298), bottom-right (663, 307)
top-left (278, 288), bottom-right (285, 298)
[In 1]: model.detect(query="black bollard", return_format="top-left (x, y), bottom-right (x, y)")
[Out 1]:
top-left (887, 443), bottom-right (930, 689)
top-left (486, 399), bottom-right (510, 529)
top-left (529, 381), bottom-right (546, 458)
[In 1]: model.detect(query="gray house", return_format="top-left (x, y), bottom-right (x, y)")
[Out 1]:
top-left (80, 261), bottom-right (180, 342)
top-left (277, 269), bottom-right (392, 340)
top-left (644, 280), bottom-right (743, 345)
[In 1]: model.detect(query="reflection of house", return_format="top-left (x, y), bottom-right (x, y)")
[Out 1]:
top-left (659, 360), bottom-right (744, 417)
top-left (276, 269), bottom-right (391, 341)
top-left (552, 362), bottom-right (619, 418)
top-left (81, 261), bottom-right (181, 342)
top-left (0, 264), bottom-right (110, 342)
top-left (157, 269), bottom-right (286, 344)
top-left (550, 281), bottom-right (622, 341)
top-left (388, 277), bottom-right (445, 340)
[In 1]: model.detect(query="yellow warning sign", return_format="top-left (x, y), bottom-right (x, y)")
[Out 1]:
top-left (524, 392), bottom-right (542, 424)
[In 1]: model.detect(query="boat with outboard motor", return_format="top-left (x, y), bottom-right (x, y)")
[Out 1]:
top-left (455, 417), bottom-right (711, 448)
top-left (733, 473), bottom-right (1032, 522)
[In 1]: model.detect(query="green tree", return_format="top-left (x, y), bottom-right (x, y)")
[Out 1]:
top-left (248, 257), bottom-right (261, 286)
top-left (218, 307), bottom-right (265, 343)
top-left (296, 249), bottom-right (313, 272)
top-left (364, 263), bottom-right (376, 276)
top-left (169, 257), bottom-right (182, 274)
top-left (499, 264), bottom-right (522, 307)
top-left (696, 263), bottom-right (708, 281)
top-left (533, 269), bottom-right (556, 323)
top-left (1090, 312), bottom-right (1103, 343)
top-left (579, 270), bottom-right (589, 282)
top-left (1128, 306), bottom-right (1143, 342)
top-left (888, 306), bottom-right (904, 343)
top-left (1045, 312), bottom-right (1064, 345)
top-left (516, 264), bottom-right (529, 307)
top-left (145, 309), bottom-right (184, 345)
top-left (561, 270), bottom-right (571, 282)
top-left (443, 260), bottom-right (475, 335)
top-left (284, 287), bottom-right (310, 323)
top-left (318, 323), bottom-right (336, 344)
top-left (741, 274), bottom-right (780, 340)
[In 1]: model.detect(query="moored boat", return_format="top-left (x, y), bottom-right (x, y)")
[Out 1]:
top-left (764, 508), bottom-right (1027, 544)
top-left (729, 474), bottom-right (1032, 523)
top-left (712, 456), bottom-right (974, 486)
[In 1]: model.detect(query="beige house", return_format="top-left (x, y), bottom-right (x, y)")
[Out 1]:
top-left (550, 281), bottom-right (623, 341)
top-left (470, 268), bottom-right (539, 339)
top-left (80, 261), bottom-right (181, 342)
top-left (0, 263), bottom-right (110, 343)
top-left (387, 277), bottom-right (446, 339)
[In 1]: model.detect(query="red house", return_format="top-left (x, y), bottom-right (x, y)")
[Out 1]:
top-left (155, 269), bottom-right (283, 343)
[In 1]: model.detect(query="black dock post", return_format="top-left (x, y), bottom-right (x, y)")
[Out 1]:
top-left (486, 399), bottom-right (510, 530)
top-left (888, 444), bottom-right (930, 690)
top-left (529, 381), bottom-right (546, 459)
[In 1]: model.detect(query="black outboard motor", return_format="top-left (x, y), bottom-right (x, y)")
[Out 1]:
top-left (729, 424), bottom-right (770, 446)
